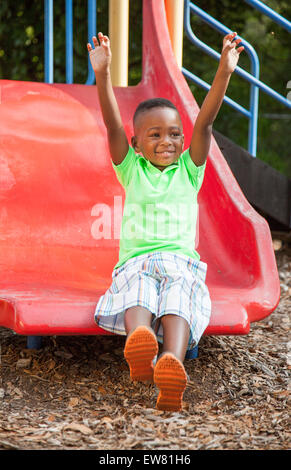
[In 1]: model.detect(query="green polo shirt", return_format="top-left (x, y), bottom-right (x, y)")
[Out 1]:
top-left (112, 146), bottom-right (206, 269)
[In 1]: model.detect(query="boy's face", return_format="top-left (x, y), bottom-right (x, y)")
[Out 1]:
top-left (132, 107), bottom-right (184, 171)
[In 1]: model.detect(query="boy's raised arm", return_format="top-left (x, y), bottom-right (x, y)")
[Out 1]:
top-left (189, 32), bottom-right (244, 167)
top-left (88, 33), bottom-right (129, 165)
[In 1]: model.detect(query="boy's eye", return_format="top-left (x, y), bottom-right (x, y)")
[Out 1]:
top-left (150, 133), bottom-right (160, 138)
top-left (148, 131), bottom-right (182, 138)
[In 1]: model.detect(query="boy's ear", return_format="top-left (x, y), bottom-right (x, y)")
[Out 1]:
top-left (131, 136), bottom-right (140, 153)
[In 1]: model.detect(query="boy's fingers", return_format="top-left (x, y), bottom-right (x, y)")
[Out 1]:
top-left (98, 32), bottom-right (105, 45)
top-left (223, 31), bottom-right (237, 43)
top-left (234, 38), bottom-right (244, 52)
top-left (98, 35), bottom-right (110, 51)
top-left (92, 35), bottom-right (99, 47)
top-left (88, 32), bottom-right (109, 50)
top-left (99, 33), bottom-right (110, 47)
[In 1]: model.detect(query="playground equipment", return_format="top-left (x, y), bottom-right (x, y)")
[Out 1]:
top-left (182, 0), bottom-right (291, 228)
top-left (182, 0), bottom-right (291, 158)
top-left (0, 0), bottom-right (281, 352)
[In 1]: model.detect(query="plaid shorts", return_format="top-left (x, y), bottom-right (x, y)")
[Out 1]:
top-left (94, 251), bottom-right (211, 350)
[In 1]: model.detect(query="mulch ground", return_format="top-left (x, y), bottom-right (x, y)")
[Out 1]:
top-left (0, 237), bottom-right (290, 451)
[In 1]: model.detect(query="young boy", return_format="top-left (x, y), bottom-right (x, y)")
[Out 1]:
top-left (87, 31), bottom-right (244, 411)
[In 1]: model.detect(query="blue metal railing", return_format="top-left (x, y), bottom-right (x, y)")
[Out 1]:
top-left (244, 0), bottom-right (291, 33)
top-left (65, 0), bottom-right (73, 84)
top-left (44, 0), bottom-right (53, 84)
top-left (182, 0), bottom-right (291, 157)
top-left (44, 0), bottom-right (97, 85)
top-left (86, 0), bottom-right (97, 85)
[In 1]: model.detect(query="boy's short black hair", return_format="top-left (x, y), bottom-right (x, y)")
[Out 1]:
top-left (133, 98), bottom-right (179, 125)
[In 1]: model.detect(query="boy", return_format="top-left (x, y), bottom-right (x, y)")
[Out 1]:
top-left (87, 31), bottom-right (244, 411)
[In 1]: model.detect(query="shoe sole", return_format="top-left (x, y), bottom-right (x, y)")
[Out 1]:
top-left (124, 326), bottom-right (158, 382)
top-left (154, 353), bottom-right (187, 412)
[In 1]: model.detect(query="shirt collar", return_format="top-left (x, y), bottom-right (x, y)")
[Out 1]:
top-left (138, 154), bottom-right (179, 174)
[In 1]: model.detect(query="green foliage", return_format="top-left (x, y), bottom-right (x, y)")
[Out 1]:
top-left (0, 0), bottom-right (290, 176)
top-left (0, 0), bottom-right (140, 84)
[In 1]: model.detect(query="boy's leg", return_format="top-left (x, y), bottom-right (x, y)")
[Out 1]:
top-left (123, 306), bottom-right (158, 382)
top-left (160, 314), bottom-right (190, 362)
top-left (124, 306), bottom-right (153, 335)
top-left (154, 314), bottom-right (189, 411)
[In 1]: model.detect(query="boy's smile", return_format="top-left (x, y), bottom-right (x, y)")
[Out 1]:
top-left (132, 107), bottom-right (184, 171)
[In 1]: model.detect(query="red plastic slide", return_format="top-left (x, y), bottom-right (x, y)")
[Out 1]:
top-left (0, 0), bottom-right (280, 338)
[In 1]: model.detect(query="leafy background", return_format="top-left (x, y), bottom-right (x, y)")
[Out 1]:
top-left (0, 0), bottom-right (290, 176)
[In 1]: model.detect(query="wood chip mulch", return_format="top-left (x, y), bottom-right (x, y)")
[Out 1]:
top-left (0, 236), bottom-right (290, 450)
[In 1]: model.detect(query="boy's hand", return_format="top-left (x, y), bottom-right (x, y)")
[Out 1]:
top-left (189, 32), bottom-right (244, 166)
top-left (219, 32), bottom-right (244, 74)
top-left (87, 32), bottom-right (111, 75)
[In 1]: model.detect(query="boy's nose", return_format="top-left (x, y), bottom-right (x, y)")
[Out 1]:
top-left (161, 135), bottom-right (172, 145)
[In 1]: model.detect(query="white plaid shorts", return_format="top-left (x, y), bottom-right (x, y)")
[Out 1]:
top-left (94, 251), bottom-right (211, 350)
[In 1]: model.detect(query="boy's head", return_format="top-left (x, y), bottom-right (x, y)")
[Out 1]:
top-left (132, 98), bottom-right (184, 171)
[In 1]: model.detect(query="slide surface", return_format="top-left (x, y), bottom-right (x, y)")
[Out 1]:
top-left (0, 0), bottom-right (280, 336)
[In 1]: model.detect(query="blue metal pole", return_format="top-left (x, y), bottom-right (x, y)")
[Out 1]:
top-left (182, 67), bottom-right (251, 118)
top-left (86, 0), bottom-right (97, 85)
top-left (187, 2), bottom-right (260, 74)
top-left (248, 71), bottom-right (259, 157)
top-left (185, 345), bottom-right (199, 359)
top-left (44, 0), bottom-right (53, 83)
top-left (185, 2), bottom-right (291, 108)
top-left (186, 1), bottom-right (260, 156)
top-left (27, 336), bottom-right (43, 350)
top-left (184, 1), bottom-right (291, 156)
top-left (244, 0), bottom-right (291, 33)
top-left (66, 0), bottom-right (73, 84)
